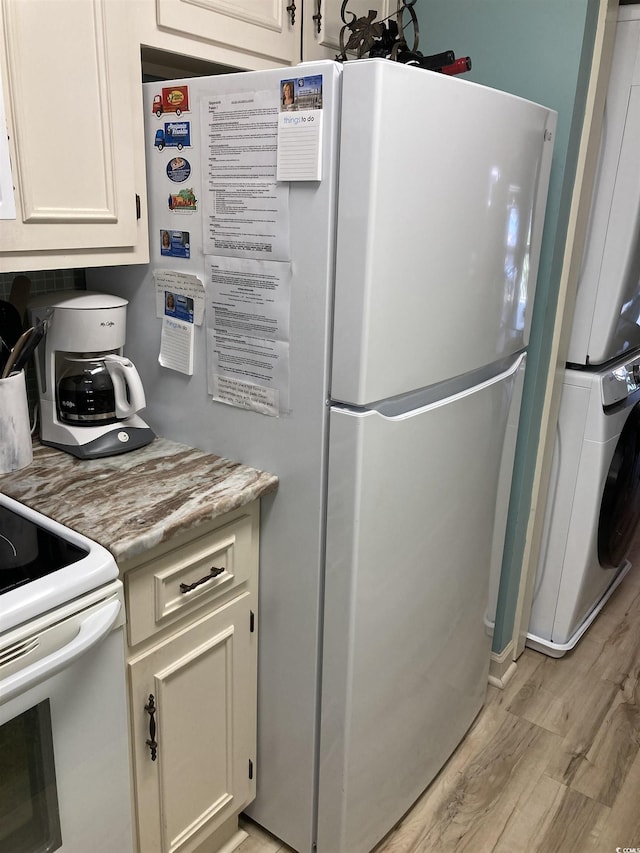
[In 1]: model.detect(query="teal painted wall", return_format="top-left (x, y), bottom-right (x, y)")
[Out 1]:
top-left (413, 0), bottom-right (601, 651)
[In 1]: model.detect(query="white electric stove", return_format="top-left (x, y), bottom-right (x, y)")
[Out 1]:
top-left (0, 492), bottom-right (133, 853)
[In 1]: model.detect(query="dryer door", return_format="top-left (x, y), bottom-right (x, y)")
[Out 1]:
top-left (598, 401), bottom-right (640, 567)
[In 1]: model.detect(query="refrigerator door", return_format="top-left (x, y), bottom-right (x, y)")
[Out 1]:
top-left (331, 59), bottom-right (555, 406)
top-left (318, 355), bottom-right (523, 853)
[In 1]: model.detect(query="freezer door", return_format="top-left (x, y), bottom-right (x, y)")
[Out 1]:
top-left (318, 356), bottom-right (523, 853)
top-left (332, 59), bottom-right (555, 406)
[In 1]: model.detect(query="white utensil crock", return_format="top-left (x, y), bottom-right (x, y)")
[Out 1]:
top-left (0, 370), bottom-right (33, 473)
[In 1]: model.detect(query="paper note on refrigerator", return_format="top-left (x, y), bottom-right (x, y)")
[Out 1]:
top-left (201, 90), bottom-right (290, 261)
top-left (205, 255), bottom-right (291, 416)
top-left (154, 269), bottom-right (205, 324)
top-left (277, 74), bottom-right (323, 181)
top-left (159, 316), bottom-right (194, 375)
top-left (276, 110), bottom-right (323, 181)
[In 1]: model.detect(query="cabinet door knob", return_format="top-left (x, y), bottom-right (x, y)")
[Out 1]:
top-left (145, 694), bottom-right (158, 761)
top-left (286, 1), bottom-right (296, 25)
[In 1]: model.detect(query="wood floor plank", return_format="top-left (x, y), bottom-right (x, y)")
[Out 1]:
top-left (530, 785), bottom-right (609, 853)
top-left (554, 669), bottom-right (640, 807)
top-left (504, 651), bottom-right (602, 737)
top-left (583, 747), bottom-right (640, 849)
top-left (376, 707), bottom-right (561, 852)
top-left (489, 774), bottom-right (609, 853)
top-left (543, 675), bottom-right (624, 792)
top-left (489, 773), bottom-right (567, 853)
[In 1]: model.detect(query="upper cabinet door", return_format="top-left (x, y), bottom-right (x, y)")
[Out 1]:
top-left (302, 0), bottom-right (391, 61)
top-left (0, 0), bottom-right (144, 268)
top-left (156, 0), bottom-right (300, 67)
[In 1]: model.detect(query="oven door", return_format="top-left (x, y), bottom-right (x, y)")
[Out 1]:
top-left (0, 584), bottom-right (133, 853)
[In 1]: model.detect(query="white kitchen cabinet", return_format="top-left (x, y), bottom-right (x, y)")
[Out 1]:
top-left (153, 0), bottom-right (300, 69)
top-left (0, 0), bottom-right (149, 272)
top-left (145, 0), bottom-right (391, 68)
top-left (122, 503), bottom-right (260, 853)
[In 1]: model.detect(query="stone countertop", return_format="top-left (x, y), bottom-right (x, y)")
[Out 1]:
top-left (0, 438), bottom-right (278, 564)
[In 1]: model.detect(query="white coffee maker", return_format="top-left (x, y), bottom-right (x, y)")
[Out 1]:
top-left (29, 291), bottom-right (155, 459)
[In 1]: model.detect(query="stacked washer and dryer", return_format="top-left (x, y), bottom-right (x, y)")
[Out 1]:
top-left (527, 5), bottom-right (640, 657)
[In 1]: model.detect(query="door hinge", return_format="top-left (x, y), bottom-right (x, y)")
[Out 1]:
top-left (249, 758), bottom-right (254, 780)
top-left (135, 194), bottom-right (141, 219)
top-left (250, 610), bottom-right (255, 633)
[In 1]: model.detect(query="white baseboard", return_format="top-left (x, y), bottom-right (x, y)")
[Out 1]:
top-left (488, 640), bottom-right (517, 689)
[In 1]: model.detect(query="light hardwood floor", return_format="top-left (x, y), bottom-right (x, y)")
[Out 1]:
top-left (239, 540), bottom-right (640, 853)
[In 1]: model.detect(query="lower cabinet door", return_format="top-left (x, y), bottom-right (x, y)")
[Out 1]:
top-left (129, 593), bottom-right (256, 853)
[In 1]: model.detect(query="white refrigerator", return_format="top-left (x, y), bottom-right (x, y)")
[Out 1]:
top-left (90, 58), bottom-right (555, 853)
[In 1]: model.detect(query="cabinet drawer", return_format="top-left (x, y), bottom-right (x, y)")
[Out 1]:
top-left (126, 511), bottom-right (256, 646)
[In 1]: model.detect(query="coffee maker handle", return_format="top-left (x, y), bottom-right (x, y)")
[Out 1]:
top-left (103, 355), bottom-right (147, 419)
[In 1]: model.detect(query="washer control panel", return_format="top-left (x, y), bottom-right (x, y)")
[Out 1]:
top-left (601, 354), bottom-right (640, 407)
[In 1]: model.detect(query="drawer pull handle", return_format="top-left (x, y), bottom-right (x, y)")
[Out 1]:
top-left (286, 1), bottom-right (296, 25)
top-left (179, 566), bottom-right (225, 594)
top-left (145, 694), bottom-right (158, 761)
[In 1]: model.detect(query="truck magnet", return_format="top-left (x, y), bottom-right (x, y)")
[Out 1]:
top-left (152, 85), bottom-right (190, 117)
top-left (154, 121), bottom-right (191, 151)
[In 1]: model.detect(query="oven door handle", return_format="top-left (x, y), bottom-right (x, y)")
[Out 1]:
top-left (0, 600), bottom-right (121, 706)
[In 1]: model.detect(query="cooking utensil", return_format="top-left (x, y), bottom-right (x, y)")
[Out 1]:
top-left (11, 321), bottom-right (45, 376)
top-left (0, 300), bottom-right (23, 377)
top-left (1, 321), bottom-right (45, 379)
top-left (2, 327), bottom-right (33, 378)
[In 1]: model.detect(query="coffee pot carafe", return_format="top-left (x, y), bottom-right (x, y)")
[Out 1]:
top-left (57, 354), bottom-right (147, 425)
top-left (28, 291), bottom-right (155, 459)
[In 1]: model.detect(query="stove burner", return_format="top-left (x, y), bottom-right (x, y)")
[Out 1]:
top-left (0, 504), bottom-right (88, 595)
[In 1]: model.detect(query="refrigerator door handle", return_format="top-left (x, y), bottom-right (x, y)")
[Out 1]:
top-left (358, 352), bottom-right (526, 421)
